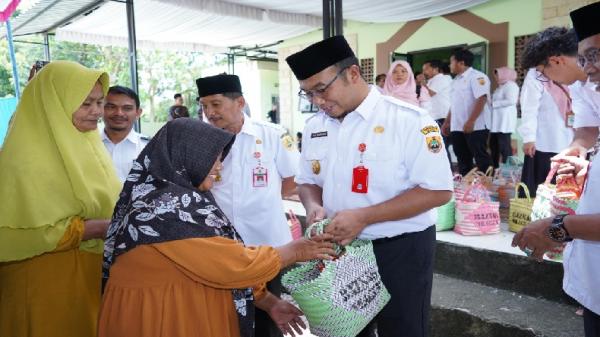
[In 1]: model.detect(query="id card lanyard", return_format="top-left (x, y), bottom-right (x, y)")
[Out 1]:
top-left (252, 140), bottom-right (268, 188)
top-left (555, 82), bottom-right (575, 128)
top-left (352, 143), bottom-right (369, 193)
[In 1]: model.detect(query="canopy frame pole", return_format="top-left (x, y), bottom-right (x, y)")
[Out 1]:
top-left (322, 0), bottom-right (331, 39)
top-left (334, 0), bottom-right (343, 36)
top-left (43, 33), bottom-right (51, 61)
top-left (126, 0), bottom-right (140, 132)
top-left (228, 53), bottom-right (235, 74)
top-left (322, 0), bottom-right (343, 39)
top-left (6, 20), bottom-right (20, 99)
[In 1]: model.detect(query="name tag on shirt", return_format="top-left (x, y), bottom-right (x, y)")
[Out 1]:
top-left (311, 131), bottom-right (328, 138)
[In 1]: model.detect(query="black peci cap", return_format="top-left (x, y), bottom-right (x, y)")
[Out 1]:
top-left (196, 74), bottom-right (242, 98)
top-left (570, 2), bottom-right (600, 41)
top-left (286, 35), bottom-right (355, 80)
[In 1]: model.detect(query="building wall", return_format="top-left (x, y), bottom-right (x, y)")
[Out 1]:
top-left (277, 0), bottom-right (544, 134)
top-left (202, 60), bottom-right (279, 123)
top-left (542, 0), bottom-right (597, 28)
top-left (258, 61), bottom-right (279, 124)
top-left (393, 0), bottom-right (541, 69)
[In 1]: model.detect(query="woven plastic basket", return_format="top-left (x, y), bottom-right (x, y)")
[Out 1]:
top-left (454, 183), bottom-right (500, 236)
top-left (508, 183), bottom-right (533, 233)
top-left (530, 167), bottom-right (583, 261)
top-left (435, 199), bottom-right (455, 231)
top-left (282, 220), bottom-right (391, 337)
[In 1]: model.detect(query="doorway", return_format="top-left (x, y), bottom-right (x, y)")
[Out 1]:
top-left (391, 42), bottom-right (488, 76)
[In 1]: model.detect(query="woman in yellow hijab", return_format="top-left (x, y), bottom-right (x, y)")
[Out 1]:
top-left (0, 61), bottom-right (121, 337)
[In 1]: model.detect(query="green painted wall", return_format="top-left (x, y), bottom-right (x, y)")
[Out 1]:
top-left (279, 0), bottom-right (543, 70)
top-left (259, 65), bottom-right (280, 123)
top-left (278, 0), bottom-right (543, 142)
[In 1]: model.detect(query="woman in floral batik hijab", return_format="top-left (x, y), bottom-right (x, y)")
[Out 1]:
top-left (100, 118), bottom-right (335, 337)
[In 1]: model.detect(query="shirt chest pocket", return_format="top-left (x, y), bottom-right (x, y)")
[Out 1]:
top-left (361, 146), bottom-right (398, 188)
top-left (303, 145), bottom-right (328, 184)
top-left (243, 152), bottom-right (276, 188)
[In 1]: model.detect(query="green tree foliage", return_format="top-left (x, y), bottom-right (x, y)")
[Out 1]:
top-left (0, 35), bottom-right (222, 123)
top-left (0, 65), bottom-right (15, 96)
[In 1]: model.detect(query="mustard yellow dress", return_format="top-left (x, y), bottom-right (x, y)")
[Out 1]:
top-left (0, 219), bottom-right (104, 336)
top-left (0, 61), bottom-right (121, 337)
top-left (99, 237), bottom-right (281, 337)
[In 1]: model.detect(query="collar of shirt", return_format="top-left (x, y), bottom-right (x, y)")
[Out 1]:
top-left (239, 116), bottom-right (259, 138)
top-left (456, 67), bottom-right (473, 80)
top-left (102, 128), bottom-right (141, 145)
top-left (430, 73), bottom-right (443, 82)
top-left (352, 86), bottom-right (381, 122)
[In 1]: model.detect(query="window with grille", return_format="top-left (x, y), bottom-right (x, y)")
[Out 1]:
top-left (361, 58), bottom-right (374, 84)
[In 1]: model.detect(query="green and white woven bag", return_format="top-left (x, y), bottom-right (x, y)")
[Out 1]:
top-left (281, 219), bottom-right (391, 337)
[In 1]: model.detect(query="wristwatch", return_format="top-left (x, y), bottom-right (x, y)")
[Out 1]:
top-left (547, 214), bottom-right (573, 242)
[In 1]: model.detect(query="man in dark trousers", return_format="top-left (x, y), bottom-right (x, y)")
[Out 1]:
top-left (287, 36), bottom-right (453, 337)
top-left (442, 49), bottom-right (493, 175)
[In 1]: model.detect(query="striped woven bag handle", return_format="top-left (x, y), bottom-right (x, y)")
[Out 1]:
top-left (306, 219), bottom-right (344, 255)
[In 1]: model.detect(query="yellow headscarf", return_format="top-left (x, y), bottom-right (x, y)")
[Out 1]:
top-left (0, 61), bottom-right (121, 262)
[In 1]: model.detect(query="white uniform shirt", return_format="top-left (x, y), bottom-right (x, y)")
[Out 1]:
top-left (572, 80), bottom-right (600, 128)
top-left (563, 80), bottom-right (600, 315)
top-left (427, 73), bottom-right (452, 120)
top-left (102, 129), bottom-right (149, 182)
top-left (517, 68), bottom-right (573, 153)
top-left (211, 117), bottom-right (299, 247)
top-left (491, 81), bottom-right (520, 133)
top-left (450, 67), bottom-right (492, 132)
top-left (296, 87), bottom-right (453, 239)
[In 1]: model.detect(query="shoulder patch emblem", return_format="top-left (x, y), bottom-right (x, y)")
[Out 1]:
top-left (426, 135), bottom-right (442, 153)
top-left (281, 135), bottom-right (294, 151)
top-left (374, 126), bottom-right (385, 134)
top-left (477, 77), bottom-right (486, 86)
top-left (420, 125), bottom-right (439, 135)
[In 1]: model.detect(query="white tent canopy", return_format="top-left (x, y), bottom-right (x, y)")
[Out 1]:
top-left (56, 0), bottom-right (322, 52)
top-left (222, 0), bottom-right (490, 23)
top-left (53, 0), bottom-right (489, 52)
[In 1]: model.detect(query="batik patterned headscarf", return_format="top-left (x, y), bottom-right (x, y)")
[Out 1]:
top-left (103, 118), bottom-right (254, 337)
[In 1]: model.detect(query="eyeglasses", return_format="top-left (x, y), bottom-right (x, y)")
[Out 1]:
top-left (298, 67), bottom-right (348, 101)
top-left (577, 47), bottom-right (599, 68)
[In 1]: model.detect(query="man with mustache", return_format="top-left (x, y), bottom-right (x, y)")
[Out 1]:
top-left (102, 85), bottom-right (149, 182)
top-left (196, 73), bottom-right (300, 337)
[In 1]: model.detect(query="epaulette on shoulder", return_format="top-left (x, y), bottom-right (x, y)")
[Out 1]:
top-left (381, 95), bottom-right (427, 116)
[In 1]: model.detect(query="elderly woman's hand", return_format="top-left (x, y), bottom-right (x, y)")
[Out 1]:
top-left (276, 236), bottom-right (336, 267)
top-left (82, 219), bottom-right (111, 240)
top-left (267, 298), bottom-right (306, 337)
top-left (255, 292), bottom-right (306, 337)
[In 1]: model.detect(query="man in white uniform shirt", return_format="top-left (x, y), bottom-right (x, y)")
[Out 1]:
top-left (517, 27), bottom-right (579, 197)
top-left (102, 86), bottom-right (149, 182)
top-left (419, 59), bottom-right (453, 163)
top-left (196, 74), bottom-right (299, 337)
top-left (443, 49), bottom-right (493, 175)
top-left (513, 4), bottom-right (600, 335)
top-left (286, 36), bottom-right (453, 337)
